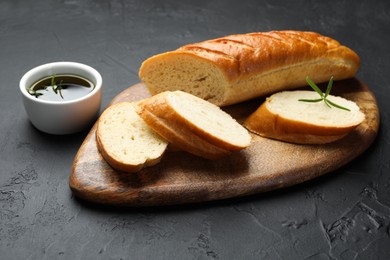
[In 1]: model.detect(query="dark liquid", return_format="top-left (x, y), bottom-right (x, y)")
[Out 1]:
top-left (29, 74), bottom-right (94, 101)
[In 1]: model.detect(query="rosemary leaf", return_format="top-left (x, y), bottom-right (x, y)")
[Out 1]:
top-left (299, 76), bottom-right (351, 112)
top-left (326, 99), bottom-right (351, 111)
top-left (305, 76), bottom-right (323, 97)
top-left (58, 88), bottom-right (64, 99)
top-left (323, 98), bottom-right (332, 108)
top-left (51, 74), bottom-right (55, 87)
top-left (57, 80), bottom-right (64, 99)
top-left (298, 98), bottom-right (323, 103)
top-left (324, 76), bottom-right (334, 98)
top-left (51, 75), bottom-right (58, 94)
top-left (33, 92), bottom-right (43, 98)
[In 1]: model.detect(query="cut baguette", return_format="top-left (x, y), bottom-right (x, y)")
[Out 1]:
top-left (96, 102), bottom-right (168, 172)
top-left (139, 30), bottom-right (360, 106)
top-left (135, 91), bottom-right (251, 159)
top-left (244, 90), bottom-right (365, 144)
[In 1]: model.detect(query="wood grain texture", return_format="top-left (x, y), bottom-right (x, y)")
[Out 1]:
top-left (69, 78), bottom-right (379, 206)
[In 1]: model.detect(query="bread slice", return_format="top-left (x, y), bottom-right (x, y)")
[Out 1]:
top-left (244, 90), bottom-right (365, 144)
top-left (96, 102), bottom-right (168, 172)
top-left (139, 30), bottom-right (360, 106)
top-left (135, 91), bottom-right (251, 159)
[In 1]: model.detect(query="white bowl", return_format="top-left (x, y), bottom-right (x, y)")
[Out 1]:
top-left (20, 62), bottom-right (102, 135)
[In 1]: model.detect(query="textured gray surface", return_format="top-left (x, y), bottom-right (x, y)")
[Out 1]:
top-left (1, 0), bottom-right (390, 259)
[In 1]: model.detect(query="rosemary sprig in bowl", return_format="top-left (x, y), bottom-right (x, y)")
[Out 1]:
top-left (299, 76), bottom-right (351, 111)
top-left (28, 74), bottom-right (64, 99)
top-left (50, 74), bottom-right (64, 98)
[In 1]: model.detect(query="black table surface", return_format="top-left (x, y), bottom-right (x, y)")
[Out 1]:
top-left (1, 0), bottom-right (389, 259)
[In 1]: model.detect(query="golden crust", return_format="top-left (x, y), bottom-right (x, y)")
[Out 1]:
top-left (139, 30), bottom-right (360, 106)
top-left (177, 30), bottom-right (360, 83)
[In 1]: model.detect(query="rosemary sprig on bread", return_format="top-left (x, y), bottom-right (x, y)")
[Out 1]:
top-left (244, 77), bottom-right (365, 144)
top-left (299, 76), bottom-right (351, 111)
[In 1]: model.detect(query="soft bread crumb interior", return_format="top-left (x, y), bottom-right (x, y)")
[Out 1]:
top-left (166, 91), bottom-right (251, 148)
top-left (266, 90), bottom-right (365, 127)
top-left (141, 53), bottom-right (227, 104)
top-left (99, 102), bottom-right (167, 165)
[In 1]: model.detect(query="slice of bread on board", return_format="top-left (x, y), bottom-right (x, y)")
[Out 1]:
top-left (96, 102), bottom-right (168, 172)
top-left (135, 90), bottom-right (251, 159)
top-left (139, 30), bottom-right (360, 106)
top-left (244, 90), bottom-right (365, 144)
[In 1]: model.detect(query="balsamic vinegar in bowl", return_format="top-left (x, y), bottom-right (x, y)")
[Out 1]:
top-left (28, 74), bottom-right (95, 102)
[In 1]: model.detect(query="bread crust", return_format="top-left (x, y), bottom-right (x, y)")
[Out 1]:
top-left (244, 101), bottom-right (358, 144)
top-left (135, 96), bottom-right (231, 160)
top-left (179, 31), bottom-right (359, 81)
top-left (139, 30), bottom-right (360, 106)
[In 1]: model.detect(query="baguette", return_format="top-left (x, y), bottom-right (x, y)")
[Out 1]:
top-left (139, 30), bottom-right (360, 106)
top-left (135, 90), bottom-right (251, 160)
top-left (244, 90), bottom-right (365, 144)
top-left (96, 102), bottom-right (168, 172)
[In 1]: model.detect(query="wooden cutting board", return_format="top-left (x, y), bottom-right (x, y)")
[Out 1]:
top-left (69, 78), bottom-right (379, 207)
